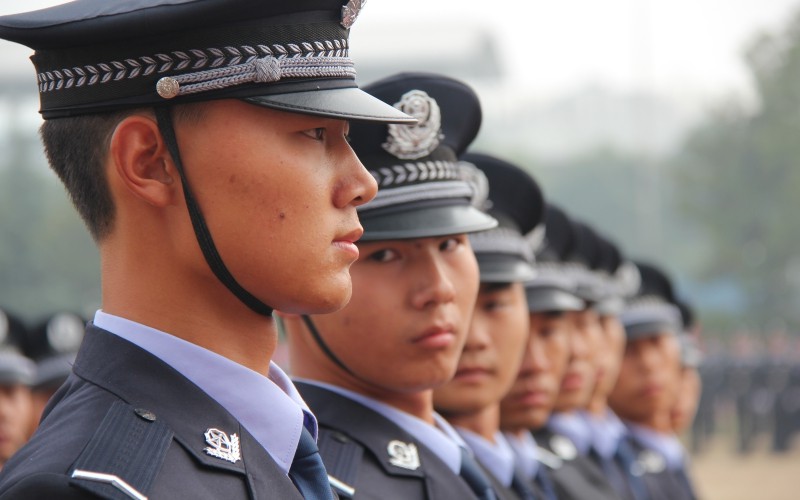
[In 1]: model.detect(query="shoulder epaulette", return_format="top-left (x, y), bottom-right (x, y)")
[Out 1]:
top-left (318, 429), bottom-right (364, 498)
top-left (69, 401), bottom-right (174, 500)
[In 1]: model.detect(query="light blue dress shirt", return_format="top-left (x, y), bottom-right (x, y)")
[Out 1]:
top-left (584, 410), bottom-right (627, 459)
top-left (457, 428), bottom-right (516, 487)
top-left (94, 310), bottom-right (315, 476)
top-left (548, 411), bottom-right (593, 455)
top-left (504, 431), bottom-right (541, 481)
top-left (296, 379), bottom-right (465, 474)
top-left (626, 423), bottom-right (686, 470)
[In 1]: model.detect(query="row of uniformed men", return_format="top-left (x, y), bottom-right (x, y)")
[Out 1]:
top-left (0, 1), bottom-right (701, 498)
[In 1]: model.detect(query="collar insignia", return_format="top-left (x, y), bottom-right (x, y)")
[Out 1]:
top-left (550, 434), bottom-right (577, 461)
top-left (635, 449), bottom-right (666, 474)
top-left (387, 440), bottom-right (421, 470)
top-left (382, 89), bottom-right (444, 160)
top-left (203, 428), bottom-right (241, 463)
top-left (341, 0), bottom-right (366, 29)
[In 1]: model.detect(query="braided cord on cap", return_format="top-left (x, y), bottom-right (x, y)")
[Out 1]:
top-left (154, 107), bottom-right (273, 316)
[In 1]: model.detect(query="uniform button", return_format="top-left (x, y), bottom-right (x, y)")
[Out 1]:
top-left (134, 408), bottom-right (157, 422)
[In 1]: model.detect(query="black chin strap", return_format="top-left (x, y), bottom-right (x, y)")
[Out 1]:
top-left (154, 106), bottom-right (273, 316)
top-left (301, 315), bottom-right (362, 379)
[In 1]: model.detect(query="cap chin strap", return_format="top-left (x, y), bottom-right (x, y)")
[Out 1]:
top-left (301, 315), bottom-right (363, 380)
top-left (154, 106), bottom-right (273, 316)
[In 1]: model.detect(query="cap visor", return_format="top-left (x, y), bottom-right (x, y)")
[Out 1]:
top-left (244, 87), bottom-right (416, 123)
top-left (360, 204), bottom-right (497, 241)
top-left (477, 255), bottom-right (537, 284)
top-left (526, 287), bottom-right (585, 313)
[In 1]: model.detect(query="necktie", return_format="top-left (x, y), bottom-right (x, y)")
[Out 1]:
top-left (534, 465), bottom-right (558, 500)
top-left (510, 469), bottom-right (537, 500)
top-left (288, 427), bottom-right (335, 500)
top-left (459, 447), bottom-right (498, 500)
top-left (615, 439), bottom-right (650, 500)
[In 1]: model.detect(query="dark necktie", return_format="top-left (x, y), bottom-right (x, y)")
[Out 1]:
top-left (615, 438), bottom-right (651, 500)
top-left (533, 465), bottom-right (558, 500)
top-left (288, 427), bottom-right (335, 500)
top-left (510, 468), bottom-right (537, 500)
top-left (459, 447), bottom-right (498, 500)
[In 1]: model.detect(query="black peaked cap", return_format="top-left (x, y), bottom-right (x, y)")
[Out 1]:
top-left (0, 0), bottom-right (413, 122)
top-left (634, 261), bottom-right (676, 303)
top-left (539, 204), bottom-right (576, 262)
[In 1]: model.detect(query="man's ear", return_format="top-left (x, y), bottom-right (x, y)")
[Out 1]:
top-left (110, 115), bottom-right (178, 207)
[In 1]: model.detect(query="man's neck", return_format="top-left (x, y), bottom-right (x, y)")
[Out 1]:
top-left (442, 404), bottom-right (500, 442)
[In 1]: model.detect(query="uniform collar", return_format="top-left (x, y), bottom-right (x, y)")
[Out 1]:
top-left (626, 423), bottom-right (686, 469)
top-left (504, 431), bottom-right (541, 481)
top-left (94, 310), bottom-right (314, 475)
top-left (584, 410), bottom-right (627, 459)
top-left (457, 428), bottom-right (516, 487)
top-left (548, 411), bottom-right (593, 455)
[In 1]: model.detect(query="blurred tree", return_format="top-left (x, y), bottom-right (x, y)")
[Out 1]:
top-left (672, 9), bottom-right (800, 329)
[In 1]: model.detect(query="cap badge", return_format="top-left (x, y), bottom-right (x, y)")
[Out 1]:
top-left (46, 313), bottom-right (84, 353)
top-left (387, 440), bottom-right (420, 470)
top-left (549, 435), bottom-right (577, 461)
top-left (382, 90), bottom-right (444, 160)
top-left (203, 428), bottom-right (241, 463)
top-left (341, 0), bottom-right (366, 29)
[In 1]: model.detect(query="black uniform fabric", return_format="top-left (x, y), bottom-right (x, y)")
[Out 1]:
top-left (532, 428), bottom-right (621, 500)
top-left (0, 326), bottom-right (305, 499)
top-left (297, 382), bottom-right (483, 500)
top-left (627, 437), bottom-right (697, 500)
top-left (588, 436), bottom-right (650, 500)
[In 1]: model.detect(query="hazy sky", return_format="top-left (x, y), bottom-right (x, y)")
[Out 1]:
top-left (1, 0), bottom-right (799, 102)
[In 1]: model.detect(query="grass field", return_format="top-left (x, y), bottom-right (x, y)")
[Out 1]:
top-left (691, 435), bottom-right (800, 500)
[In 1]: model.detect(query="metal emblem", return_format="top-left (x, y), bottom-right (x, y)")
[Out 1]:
top-left (382, 90), bottom-right (444, 160)
top-left (156, 77), bottom-right (180, 99)
top-left (341, 0), bottom-right (366, 29)
top-left (203, 428), bottom-right (241, 463)
top-left (387, 440), bottom-right (420, 470)
top-left (549, 435), bottom-right (577, 461)
top-left (636, 449), bottom-right (666, 474)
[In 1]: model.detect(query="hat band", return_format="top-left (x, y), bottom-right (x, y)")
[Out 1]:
top-left (358, 180), bottom-right (474, 213)
top-left (156, 54), bottom-right (355, 98)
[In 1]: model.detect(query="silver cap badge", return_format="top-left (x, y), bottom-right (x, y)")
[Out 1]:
top-left (387, 440), bottom-right (420, 470)
top-left (382, 90), bottom-right (444, 160)
top-left (203, 428), bottom-right (241, 463)
top-left (341, 0), bottom-right (366, 29)
top-left (550, 434), bottom-right (577, 461)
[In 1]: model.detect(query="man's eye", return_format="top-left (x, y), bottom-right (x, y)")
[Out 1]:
top-left (303, 128), bottom-right (326, 141)
top-left (367, 249), bottom-right (398, 263)
top-left (440, 237), bottom-right (462, 252)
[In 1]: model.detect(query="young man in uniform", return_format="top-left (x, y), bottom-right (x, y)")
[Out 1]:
top-left (280, 73), bottom-right (500, 499)
top-left (531, 212), bottom-right (619, 500)
top-left (0, 1), bottom-right (413, 498)
top-left (432, 153), bottom-right (544, 499)
top-left (609, 262), bottom-right (697, 500)
top-left (498, 204), bottom-right (585, 500)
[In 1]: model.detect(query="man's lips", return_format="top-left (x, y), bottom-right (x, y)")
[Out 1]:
top-left (332, 226), bottom-right (363, 258)
top-left (454, 365), bottom-right (493, 382)
top-left (412, 324), bottom-right (456, 348)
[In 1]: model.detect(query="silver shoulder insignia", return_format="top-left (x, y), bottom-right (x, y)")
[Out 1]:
top-left (549, 434), bottom-right (577, 461)
top-left (203, 428), bottom-right (241, 463)
top-left (387, 440), bottom-right (421, 470)
top-left (382, 89), bottom-right (444, 160)
top-left (341, 0), bottom-right (366, 29)
top-left (71, 470), bottom-right (147, 500)
top-left (536, 446), bottom-right (563, 470)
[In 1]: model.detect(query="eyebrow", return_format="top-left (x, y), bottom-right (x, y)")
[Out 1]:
top-left (480, 282), bottom-right (514, 293)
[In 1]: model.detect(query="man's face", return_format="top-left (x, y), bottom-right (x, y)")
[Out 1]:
top-left (173, 100), bottom-right (378, 315)
top-left (553, 309), bottom-right (600, 412)
top-left (593, 314), bottom-right (626, 401)
top-left (433, 282), bottom-right (529, 415)
top-left (0, 384), bottom-right (32, 465)
top-left (608, 333), bottom-right (681, 424)
top-left (500, 310), bottom-right (572, 431)
top-left (305, 235), bottom-right (480, 393)
top-left (671, 366), bottom-right (702, 433)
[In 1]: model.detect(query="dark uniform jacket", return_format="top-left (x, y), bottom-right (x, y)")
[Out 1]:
top-left (297, 382), bottom-right (487, 500)
top-left (533, 428), bottom-right (621, 500)
top-left (627, 435), bottom-right (697, 500)
top-left (0, 326), bottom-right (305, 500)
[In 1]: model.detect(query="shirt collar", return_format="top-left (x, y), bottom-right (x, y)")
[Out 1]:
top-left (504, 431), bottom-right (541, 481)
top-left (94, 310), bottom-right (314, 475)
top-left (584, 410), bottom-right (626, 458)
top-left (457, 428), bottom-right (516, 487)
top-left (296, 379), bottom-right (463, 474)
top-left (626, 423), bottom-right (686, 469)
top-left (548, 411), bottom-right (593, 455)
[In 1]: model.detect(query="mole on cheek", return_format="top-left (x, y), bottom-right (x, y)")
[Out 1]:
top-left (279, 211), bottom-right (286, 220)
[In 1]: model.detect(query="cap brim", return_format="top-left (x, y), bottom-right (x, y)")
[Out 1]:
top-left (477, 254), bottom-right (537, 283)
top-left (244, 87), bottom-right (416, 123)
top-left (526, 287), bottom-right (585, 313)
top-left (360, 204), bottom-right (497, 241)
top-left (624, 321), bottom-right (678, 340)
